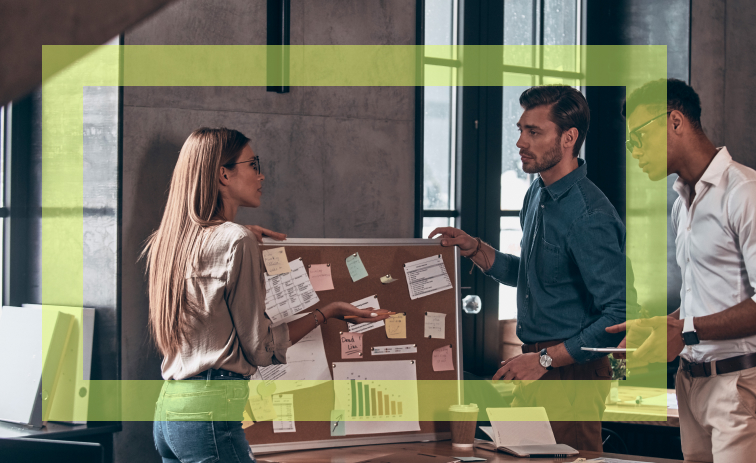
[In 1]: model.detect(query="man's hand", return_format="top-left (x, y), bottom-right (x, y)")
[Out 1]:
top-left (428, 227), bottom-right (478, 256)
top-left (606, 316), bottom-right (685, 365)
top-left (492, 353), bottom-right (548, 381)
top-left (245, 225), bottom-right (287, 244)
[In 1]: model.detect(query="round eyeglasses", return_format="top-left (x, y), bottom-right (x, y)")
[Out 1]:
top-left (626, 111), bottom-right (671, 154)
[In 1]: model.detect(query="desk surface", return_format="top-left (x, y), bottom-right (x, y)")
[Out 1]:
top-left (0, 420), bottom-right (121, 439)
top-left (603, 387), bottom-right (679, 427)
top-left (258, 441), bottom-right (685, 463)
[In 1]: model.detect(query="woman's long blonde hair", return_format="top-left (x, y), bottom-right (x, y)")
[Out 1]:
top-left (143, 127), bottom-right (250, 357)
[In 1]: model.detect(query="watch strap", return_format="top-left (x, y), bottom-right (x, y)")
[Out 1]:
top-left (683, 316), bottom-right (696, 333)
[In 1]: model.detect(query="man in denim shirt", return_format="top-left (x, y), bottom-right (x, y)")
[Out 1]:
top-left (431, 86), bottom-right (626, 451)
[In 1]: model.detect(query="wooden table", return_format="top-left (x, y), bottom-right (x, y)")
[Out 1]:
top-left (258, 441), bottom-right (686, 463)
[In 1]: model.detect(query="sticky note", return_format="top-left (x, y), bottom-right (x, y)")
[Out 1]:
top-left (308, 264), bottom-right (335, 291)
top-left (262, 247), bottom-right (291, 275)
top-left (345, 252), bottom-right (368, 282)
top-left (380, 274), bottom-right (398, 284)
top-left (330, 410), bottom-right (346, 436)
top-left (424, 312), bottom-right (446, 339)
top-left (385, 313), bottom-right (407, 339)
top-left (340, 331), bottom-right (363, 359)
top-left (248, 394), bottom-right (277, 422)
top-left (432, 345), bottom-right (455, 372)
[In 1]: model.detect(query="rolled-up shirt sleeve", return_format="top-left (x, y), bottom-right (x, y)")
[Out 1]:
top-left (225, 234), bottom-right (291, 367)
top-left (483, 251), bottom-right (520, 287)
top-left (564, 212), bottom-right (628, 363)
top-left (728, 180), bottom-right (756, 304)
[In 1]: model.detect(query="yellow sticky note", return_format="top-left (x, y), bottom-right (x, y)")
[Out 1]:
top-left (248, 394), bottom-right (277, 422)
top-left (385, 313), bottom-right (407, 339)
top-left (262, 247), bottom-right (291, 275)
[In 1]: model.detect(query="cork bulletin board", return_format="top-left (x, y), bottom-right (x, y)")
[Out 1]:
top-left (248, 238), bottom-right (462, 453)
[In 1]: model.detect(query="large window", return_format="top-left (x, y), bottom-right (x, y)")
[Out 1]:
top-left (421, 0), bottom-right (583, 322)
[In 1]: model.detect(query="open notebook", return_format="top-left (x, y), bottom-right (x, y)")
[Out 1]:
top-left (476, 407), bottom-right (579, 458)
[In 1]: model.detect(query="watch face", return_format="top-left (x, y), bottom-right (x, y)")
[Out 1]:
top-left (539, 355), bottom-right (552, 368)
top-left (682, 331), bottom-right (700, 346)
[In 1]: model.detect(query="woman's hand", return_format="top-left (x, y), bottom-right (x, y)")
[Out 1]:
top-left (244, 225), bottom-right (287, 243)
top-left (428, 227), bottom-right (478, 257)
top-left (322, 302), bottom-right (394, 324)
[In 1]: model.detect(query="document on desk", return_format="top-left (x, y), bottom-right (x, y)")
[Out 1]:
top-left (348, 295), bottom-right (384, 333)
top-left (264, 258), bottom-right (320, 325)
top-left (252, 313), bottom-right (331, 393)
top-left (272, 394), bottom-right (296, 433)
top-left (403, 255), bottom-right (453, 300)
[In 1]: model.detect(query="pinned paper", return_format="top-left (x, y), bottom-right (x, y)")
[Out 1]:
top-left (380, 274), bottom-right (398, 284)
top-left (340, 331), bottom-right (363, 359)
top-left (385, 313), bottom-right (407, 339)
top-left (404, 254), bottom-right (453, 300)
top-left (248, 394), bottom-right (277, 422)
top-left (331, 409), bottom-right (346, 436)
top-left (262, 247), bottom-right (291, 275)
top-left (424, 312), bottom-right (446, 339)
top-left (372, 344), bottom-right (418, 355)
top-left (308, 264), bottom-right (335, 291)
top-left (272, 394), bottom-right (296, 433)
top-left (345, 252), bottom-right (368, 282)
top-left (432, 345), bottom-right (455, 372)
top-left (264, 259), bottom-right (320, 325)
top-left (348, 295), bottom-right (384, 333)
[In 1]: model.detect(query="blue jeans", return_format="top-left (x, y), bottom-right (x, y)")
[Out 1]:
top-left (153, 379), bottom-right (256, 463)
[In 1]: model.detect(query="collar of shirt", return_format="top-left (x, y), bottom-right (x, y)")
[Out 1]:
top-left (538, 158), bottom-right (588, 201)
top-left (672, 146), bottom-right (732, 207)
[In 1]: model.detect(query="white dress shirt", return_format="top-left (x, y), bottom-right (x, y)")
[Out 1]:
top-left (672, 147), bottom-right (756, 363)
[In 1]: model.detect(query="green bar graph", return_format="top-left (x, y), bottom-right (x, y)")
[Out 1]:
top-left (391, 401), bottom-right (396, 415)
top-left (364, 384), bottom-right (370, 416)
top-left (357, 382), bottom-right (363, 416)
top-left (370, 388), bottom-right (377, 416)
top-left (398, 402), bottom-right (403, 415)
top-left (377, 391), bottom-right (383, 415)
top-left (384, 396), bottom-right (389, 415)
top-left (351, 380), bottom-right (357, 417)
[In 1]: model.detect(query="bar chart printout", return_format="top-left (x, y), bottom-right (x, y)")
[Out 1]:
top-left (332, 360), bottom-right (420, 435)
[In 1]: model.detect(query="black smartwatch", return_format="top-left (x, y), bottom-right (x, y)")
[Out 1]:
top-left (682, 316), bottom-right (700, 346)
top-left (539, 348), bottom-right (554, 370)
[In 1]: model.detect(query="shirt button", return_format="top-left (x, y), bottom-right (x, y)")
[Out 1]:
top-left (687, 288), bottom-right (691, 292)
top-left (686, 258), bottom-right (690, 262)
top-left (687, 226), bottom-right (691, 231)
top-left (525, 294), bottom-right (529, 298)
top-left (518, 324), bottom-right (522, 329)
top-left (541, 205), bottom-right (545, 209)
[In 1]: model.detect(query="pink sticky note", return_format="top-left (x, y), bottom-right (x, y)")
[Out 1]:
top-left (340, 332), bottom-right (363, 359)
top-left (308, 264), bottom-right (335, 291)
top-left (432, 345), bottom-right (455, 372)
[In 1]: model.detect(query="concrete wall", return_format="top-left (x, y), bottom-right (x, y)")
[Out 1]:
top-left (118, 1), bottom-right (415, 462)
top-left (691, 0), bottom-right (756, 169)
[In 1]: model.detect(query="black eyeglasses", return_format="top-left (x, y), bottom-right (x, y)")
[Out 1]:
top-left (626, 111), bottom-right (672, 154)
top-left (226, 155), bottom-right (261, 174)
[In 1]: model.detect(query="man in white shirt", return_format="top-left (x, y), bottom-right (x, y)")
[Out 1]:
top-left (607, 78), bottom-right (756, 462)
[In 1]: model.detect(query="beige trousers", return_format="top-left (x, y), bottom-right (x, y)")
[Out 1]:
top-left (676, 365), bottom-right (756, 462)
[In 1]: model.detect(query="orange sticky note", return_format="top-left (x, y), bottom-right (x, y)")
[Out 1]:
top-left (340, 332), bottom-right (363, 359)
top-left (308, 264), bottom-right (335, 291)
top-left (432, 345), bottom-right (455, 372)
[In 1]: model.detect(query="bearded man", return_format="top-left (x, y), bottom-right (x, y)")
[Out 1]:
top-left (430, 86), bottom-right (627, 451)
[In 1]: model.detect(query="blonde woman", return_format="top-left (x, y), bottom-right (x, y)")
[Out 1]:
top-left (145, 128), bottom-right (391, 463)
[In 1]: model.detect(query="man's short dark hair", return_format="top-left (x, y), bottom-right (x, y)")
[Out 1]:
top-left (622, 78), bottom-right (703, 132)
top-left (519, 85), bottom-right (590, 157)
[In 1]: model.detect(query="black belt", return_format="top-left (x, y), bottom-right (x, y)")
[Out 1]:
top-left (186, 368), bottom-right (250, 381)
top-left (680, 352), bottom-right (756, 378)
top-left (521, 340), bottom-right (565, 354)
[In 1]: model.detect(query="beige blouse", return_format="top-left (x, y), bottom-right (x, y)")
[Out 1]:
top-left (161, 222), bottom-right (291, 380)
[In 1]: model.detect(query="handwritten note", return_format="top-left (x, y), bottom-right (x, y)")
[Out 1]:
top-left (308, 264), bottom-right (335, 291)
top-left (424, 312), bottom-right (446, 339)
top-left (345, 252), bottom-right (368, 282)
top-left (248, 394), bottom-right (277, 422)
top-left (385, 313), bottom-right (407, 339)
top-left (432, 345), bottom-right (455, 372)
top-left (340, 332), bottom-right (363, 359)
top-left (262, 247), bottom-right (291, 275)
top-left (272, 394), bottom-right (296, 433)
top-left (348, 295), bottom-right (384, 334)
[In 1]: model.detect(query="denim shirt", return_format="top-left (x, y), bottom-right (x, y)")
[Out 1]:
top-left (485, 159), bottom-right (627, 363)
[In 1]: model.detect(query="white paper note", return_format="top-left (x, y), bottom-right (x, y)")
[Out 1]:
top-left (253, 313), bottom-right (331, 393)
top-left (264, 259), bottom-right (320, 325)
top-left (332, 360), bottom-right (420, 435)
top-left (272, 394), bottom-right (296, 433)
top-left (424, 312), bottom-right (446, 339)
top-left (371, 344), bottom-right (418, 355)
top-left (403, 255), bottom-right (453, 300)
top-left (348, 295), bottom-right (385, 333)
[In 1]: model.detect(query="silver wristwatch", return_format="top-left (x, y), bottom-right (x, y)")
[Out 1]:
top-left (539, 348), bottom-right (553, 370)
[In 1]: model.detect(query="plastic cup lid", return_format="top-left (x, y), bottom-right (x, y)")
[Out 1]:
top-left (448, 403), bottom-right (479, 412)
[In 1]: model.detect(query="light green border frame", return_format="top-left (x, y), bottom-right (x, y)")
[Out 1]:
top-left (38, 45), bottom-right (667, 422)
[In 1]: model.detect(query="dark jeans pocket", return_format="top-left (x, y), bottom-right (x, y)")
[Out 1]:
top-left (165, 411), bottom-right (220, 463)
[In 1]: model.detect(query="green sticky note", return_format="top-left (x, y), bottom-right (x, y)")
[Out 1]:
top-left (345, 253), bottom-right (368, 282)
top-left (330, 410), bottom-right (346, 436)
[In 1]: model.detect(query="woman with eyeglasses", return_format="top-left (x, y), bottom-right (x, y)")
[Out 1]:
top-left (145, 127), bottom-right (392, 463)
